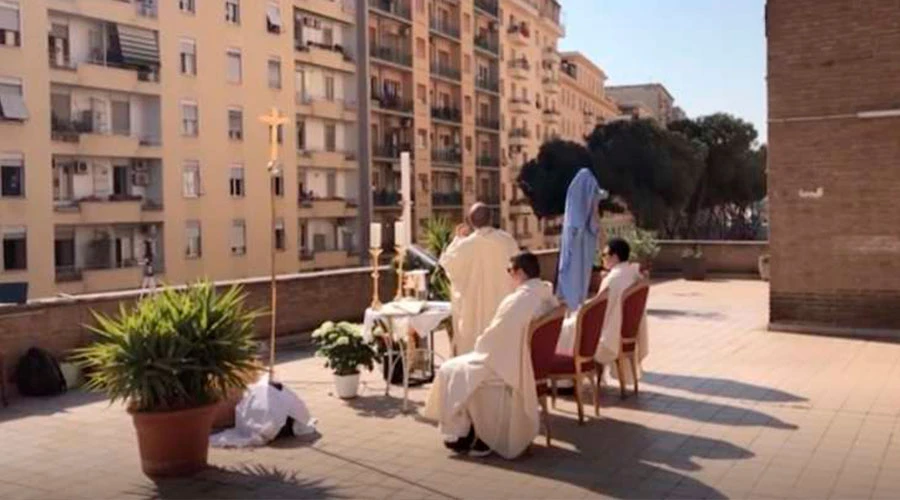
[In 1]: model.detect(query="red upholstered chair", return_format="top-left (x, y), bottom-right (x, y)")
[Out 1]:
top-left (614, 280), bottom-right (650, 398)
top-left (528, 306), bottom-right (566, 447)
top-left (548, 291), bottom-right (609, 424)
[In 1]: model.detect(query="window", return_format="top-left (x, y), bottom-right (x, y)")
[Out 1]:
top-left (324, 123), bottom-right (336, 152)
top-left (266, 2), bottom-right (282, 34)
top-left (274, 218), bottom-right (285, 251)
top-left (229, 165), bottom-right (245, 197)
top-left (416, 38), bottom-right (425, 58)
top-left (296, 117), bottom-right (306, 149)
top-left (0, 1), bottom-right (21, 47)
top-left (0, 153), bottom-right (23, 198)
top-left (225, 0), bottom-right (240, 24)
top-left (179, 0), bottom-right (195, 14)
top-left (267, 57), bottom-right (281, 89)
top-left (324, 75), bottom-right (335, 101)
top-left (228, 108), bottom-right (243, 140)
top-left (272, 172), bottom-right (284, 197)
top-left (276, 124), bottom-right (284, 144)
top-left (322, 26), bottom-right (334, 46)
top-left (179, 38), bottom-right (197, 76)
top-left (181, 101), bottom-right (199, 136)
top-left (0, 76), bottom-right (28, 121)
top-left (231, 220), bottom-right (246, 256)
top-left (1, 226), bottom-right (26, 271)
top-left (417, 84), bottom-right (426, 104)
top-left (185, 221), bottom-right (201, 259)
top-left (182, 161), bottom-right (201, 197)
top-left (226, 49), bottom-right (242, 83)
top-left (111, 100), bottom-right (130, 135)
top-left (417, 129), bottom-right (426, 149)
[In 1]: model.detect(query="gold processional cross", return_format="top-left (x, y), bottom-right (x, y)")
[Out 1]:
top-left (259, 107), bottom-right (289, 380)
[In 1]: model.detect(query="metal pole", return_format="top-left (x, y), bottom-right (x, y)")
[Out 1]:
top-left (269, 161), bottom-right (277, 381)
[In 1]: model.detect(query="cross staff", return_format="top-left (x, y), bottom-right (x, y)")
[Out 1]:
top-left (259, 107), bottom-right (289, 380)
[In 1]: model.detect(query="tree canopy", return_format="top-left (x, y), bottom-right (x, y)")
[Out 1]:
top-left (515, 113), bottom-right (767, 239)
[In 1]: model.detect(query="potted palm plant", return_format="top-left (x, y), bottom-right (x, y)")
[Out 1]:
top-left (681, 245), bottom-right (707, 281)
top-left (73, 282), bottom-right (262, 477)
top-left (312, 321), bottom-right (379, 399)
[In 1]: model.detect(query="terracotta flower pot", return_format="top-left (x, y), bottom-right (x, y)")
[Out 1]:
top-left (130, 403), bottom-right (217, 477)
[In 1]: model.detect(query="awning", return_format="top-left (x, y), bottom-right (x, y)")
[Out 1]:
top-left (0, 5), bottom-right (19, 32)
top-left (266, 5), bottom-right (283, 28)
top-left (0, 94), bottom-right (28, 120)
top-left (117, 24), bottom-right (160, 66)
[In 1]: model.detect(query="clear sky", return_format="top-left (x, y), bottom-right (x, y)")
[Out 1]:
top-left (558, 0), bottom-right (768, 142)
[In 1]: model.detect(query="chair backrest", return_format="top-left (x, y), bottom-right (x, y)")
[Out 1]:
top-left (529, 306), bottom-right (566, 380)
top-left (575, 290), bottom-right (608, 359)
top-left (621, 280), bottom-right (650, 341)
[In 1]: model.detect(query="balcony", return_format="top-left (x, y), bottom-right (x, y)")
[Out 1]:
top-left (297, 0), bottom-right (355, 24)
top-left (509, 127), bottom-right (531, 146)
top-left (47, 0), bottom-right (158, 27)
top-left (476, 155), bottom-right (500, 168)
top-left (295, 94), bottom-right (357, 121)
top-left (509, 97), bottom-right (531, 114)
top-left (368, 0), bottom-right (412, 22)
top-left (295, 40), bottom-right (355, 72)
top-left (474, 34), bottom-right (499, 55)
top-left (508, 23), bottom-right (530, 46)
top-left (371, 93), bottom-right (414, 115)
top-left (432, 149), bottom-right (462, 166)
top-left (373, 190), bottom-right (401, 208)
top-left (543, 75), bottom-right (560, 93)
top-left (508, 58), bottom-right (531, 80)
top-left (300, 249), bottom-right (356, 270)
top-left (430, 62), bottom-right (461, 82)
top-left (543, 108), bottom-right (561, 125)
top-left (50, 60), bottom-right (160, 94)
top-left (297, 196), bottom-right (359, 219)
top-left (370, 44), bottom-right (413, 68)
top-left (53, 196), bottom-right (162, 225)
top-left (543, 47), bottom-right (561, 65)
top-left (431, 106), bottom-right (462, 124)
top-left (476, 116), bottom-right (500, 131)
top-left (51, 116), bottom-right (161, 158)
top-left (430, 17), bottom-right (460, 39)
top-left (297, 149), bottom-right (356, 169)
top-left (473, 0), bottom-right (499, 18)
top-left (476, 76), bottom-right (500, 94)
top-left (432, 192), bottom-right (463, 207)
top-left (372, 143), bottom-right (414, 160)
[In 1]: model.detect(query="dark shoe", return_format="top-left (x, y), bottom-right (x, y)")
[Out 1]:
top-left (444, 427), bottom-right (476, 454)
top-left (469, 438), bottom-right (492, 458)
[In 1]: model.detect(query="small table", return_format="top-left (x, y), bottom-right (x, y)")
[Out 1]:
top-left (362, 301), bottom-right (452, 412)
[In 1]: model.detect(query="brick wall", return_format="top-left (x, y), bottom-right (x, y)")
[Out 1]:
top-left (653, 241), bottom-right (767, 276)
top-left (0, 267), bottom-right (397, 388)
top-left (767, 0), bottom-right (900, 334)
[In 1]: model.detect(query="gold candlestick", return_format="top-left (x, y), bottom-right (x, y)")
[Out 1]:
top-left (394, 245), bottom-right (405, 301)
top-left (369, 248), bottom-right (383, 309)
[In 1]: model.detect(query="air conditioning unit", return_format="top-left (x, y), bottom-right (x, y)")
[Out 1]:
top-left (75, 161), bottom-right (89, 174)
top-left (132, 160), bottom-right (149, 171)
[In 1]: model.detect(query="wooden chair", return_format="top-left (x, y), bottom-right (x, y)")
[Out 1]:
top-left (614, 280), bottom-right (650, 399)
top-left (528, 306), bottom-right (566, 447)
top-left (547, 291), bottom-right (609, 424)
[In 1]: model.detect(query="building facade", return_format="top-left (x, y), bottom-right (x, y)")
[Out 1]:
top-left (1, 0), bottom-right (620, 300)
top-left (606, 83), bottom-right (677, 125)
top-left (767, 0), bottom-right (900, 333)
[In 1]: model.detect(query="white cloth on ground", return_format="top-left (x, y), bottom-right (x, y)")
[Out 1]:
top-left (210, 375), bottom-right (317, 448)
top-left (439, 227), bottom-right (520, 355)
top-left (555, 262), bottom-right (649, 384)
top-left (424, 279), bottom-right (559, 459)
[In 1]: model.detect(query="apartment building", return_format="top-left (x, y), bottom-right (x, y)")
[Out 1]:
top-left (0, 0), bottom-right (361, 299)
top-left (503, 0), bottom-right (564, 249)
top-left (366, 0), bottom-right (505, 247)
top-left (606, 82), bottom-right (678, 125)
top-left (557, 51), bottom-right (618, 143)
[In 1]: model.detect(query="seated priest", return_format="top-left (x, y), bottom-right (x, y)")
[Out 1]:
top-left (556, 237), bottom-right (648, 384)
top-left (425, 252), bottom-right (560, 459)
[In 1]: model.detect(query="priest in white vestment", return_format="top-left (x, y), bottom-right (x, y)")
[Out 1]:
top-left (425, 252), bottom-right (560, 459)
top-left (439, 203), bottom-right (520, 355)
top-left (556, 238), bottom-right (649, 384)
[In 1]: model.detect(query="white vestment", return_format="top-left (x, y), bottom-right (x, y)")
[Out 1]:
top-left (439, 227), bottom-right (520, 355)
top-left (556, 262), bottom-right (649, 383)
top-left (424, 280), bottom-right (559, 459)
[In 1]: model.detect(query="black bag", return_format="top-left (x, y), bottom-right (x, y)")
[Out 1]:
top-left (15, 348), bottom-right (67, 397)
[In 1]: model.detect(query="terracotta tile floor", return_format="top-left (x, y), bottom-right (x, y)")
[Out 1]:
top-left (2, 279), bottom-right (900, 499)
